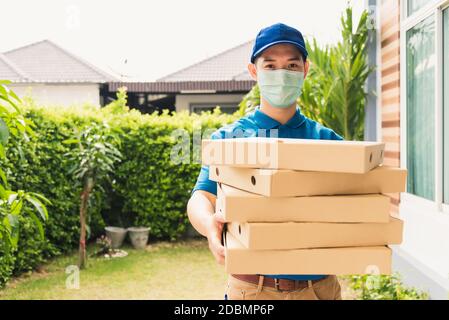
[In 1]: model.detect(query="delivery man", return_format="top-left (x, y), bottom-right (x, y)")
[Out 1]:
top-left (187, 23), bottom-right (344, 300)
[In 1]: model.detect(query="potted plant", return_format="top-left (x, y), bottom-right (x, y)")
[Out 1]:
top-left (105, 226), bottom-right (127, 249)
top-left (103, 205), bottom-right (129, 249)
top-left (127, 226), bottom-right (151, 249)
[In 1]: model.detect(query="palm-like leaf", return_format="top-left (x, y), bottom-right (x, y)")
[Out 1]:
top-left (0, 80), bottom-right (49, 251)
top-left (299, 7), bottom-right (372, 141)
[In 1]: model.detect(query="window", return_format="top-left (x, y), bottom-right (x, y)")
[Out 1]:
top-left (444, 8), bottom-right (449, 204)
top-left (406, 15), bottom-right (435, 200)
top-left (190, 103), bottom-right (239, 115)
top-left (403, 1), bottom-right (449, 208)
top-left (407, 0), bottom-right (431, 16)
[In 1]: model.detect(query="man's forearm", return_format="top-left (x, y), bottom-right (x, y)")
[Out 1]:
top-left (187, 191), bottom-right (216, 237)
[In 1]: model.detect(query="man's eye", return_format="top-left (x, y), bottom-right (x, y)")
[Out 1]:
top-left (265, 64), bottom-right (275, 69)
top-left (288, 64), bottom-right (299, 69)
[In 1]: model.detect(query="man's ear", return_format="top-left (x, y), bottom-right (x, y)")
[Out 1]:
top-left (248, 63), bottom-right (257, 81)
top-left (304, 60), bottom-right (310, 78)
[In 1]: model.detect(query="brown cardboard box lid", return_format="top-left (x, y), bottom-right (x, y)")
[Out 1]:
top-left (211, 165), bottom-right (407, 197)
top-left (217, 183), bottom-right (391, 223)
top-left (224, 231), bottom-right (392, 275)
top-left (202, 138), bottom-right (385, 173)
top-left (228, 216), bottom-right (403, 250)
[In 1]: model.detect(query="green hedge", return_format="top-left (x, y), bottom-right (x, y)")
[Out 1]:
top-left (0, 103), bottom-right (235, 286)
top-left (0, 248), bottom-right (14, 287)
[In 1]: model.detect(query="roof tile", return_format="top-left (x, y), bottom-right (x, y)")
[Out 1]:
top-left (157, 40), bottom-right (254, 82)
top-left (2, 39), bottom-right (118, 83)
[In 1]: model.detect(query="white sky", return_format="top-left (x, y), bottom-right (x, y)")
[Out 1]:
top-left (0, 0), bottom-right (366, 81)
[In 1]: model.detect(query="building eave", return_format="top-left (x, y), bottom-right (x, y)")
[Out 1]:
top-left (108, 80), bottom-right (256, 94)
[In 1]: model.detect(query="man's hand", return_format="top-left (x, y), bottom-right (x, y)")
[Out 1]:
top-left (187, 190), bottom-right (227, 266)
top-left (206, 212), bottom-right (226, 265)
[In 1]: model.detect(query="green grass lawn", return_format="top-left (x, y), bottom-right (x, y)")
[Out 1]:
top-left (0, 239), bottom-right (228, 300)
top-left (0, 239), bottom-right (354, 300)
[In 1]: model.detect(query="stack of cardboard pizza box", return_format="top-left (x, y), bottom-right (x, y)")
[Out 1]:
top-left (201, 138), bottom-right (407, 275)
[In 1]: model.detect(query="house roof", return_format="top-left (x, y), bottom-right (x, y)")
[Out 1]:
top-left (108, 80), bottom-right (255, 93)
top-left (1, 39), bottom-right (119, 83)
top-left (157, 40), bottom-right (254, 82)
top-left (0, 53), bottom-right (30, 82)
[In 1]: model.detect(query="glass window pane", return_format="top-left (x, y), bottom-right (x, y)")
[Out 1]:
top-left (407, 0), bottom-right (431, 16)
top-left (444, 8), bottom-right (449, 204)
top-left (406, 15), bottom-right (435, 201)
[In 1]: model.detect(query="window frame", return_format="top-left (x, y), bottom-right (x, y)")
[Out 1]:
top-left (441, 8), bottom-right (449, 208)
top-left (405, 0), bottom-right (441, 18)
top-left (400, 0), bottom-right (449, 213)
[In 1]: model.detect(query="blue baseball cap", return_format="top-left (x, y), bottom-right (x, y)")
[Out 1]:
top-left (250, 23), bottom-right (308, 64)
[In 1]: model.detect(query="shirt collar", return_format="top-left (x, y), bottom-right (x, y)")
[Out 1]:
top-left (252, 105), bottom-right (306, 129)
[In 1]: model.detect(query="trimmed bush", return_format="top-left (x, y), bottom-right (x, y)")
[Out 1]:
top-left (0, 103), bottom-right (235, 285)
top-left (0, 248), bottom-right (14, 288)
top-left (12, 215), bottom-right (57, 275)
top-left (109, 110), bottom-right (233, 240)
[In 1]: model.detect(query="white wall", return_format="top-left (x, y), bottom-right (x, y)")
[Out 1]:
top-left (393, 197), bottom-right (449, 298)
top-left (399, 197), bottom-right (449, 281)
top-left (175, 93), bottom-right (245, 112)
top-left (10, 83), bottom-right (101, 107)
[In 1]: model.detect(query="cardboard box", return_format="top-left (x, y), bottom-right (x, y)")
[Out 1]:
top-left (202, 138), bottom-right (385, 173)
top-left (227, 217), bottom-right (403, 250)
top-left (217, 183), bottom-right (391, 223)
top-left (224, 231), bottom-right (392, 275)
top-left (210, 165), bottom-right (407, 197)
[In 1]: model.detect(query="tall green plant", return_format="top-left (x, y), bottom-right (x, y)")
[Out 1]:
top-left (102, 87), bottom-right (129, 115)
top-left (300, 6), bottom-right (373, 141)
top-left (64, 122), bottom-right (122, 268)
top-left (0, 80), bottom-right (50, 253)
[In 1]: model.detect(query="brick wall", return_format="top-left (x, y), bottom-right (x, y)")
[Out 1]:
top-left (380, 0), bottom-right (401, 213)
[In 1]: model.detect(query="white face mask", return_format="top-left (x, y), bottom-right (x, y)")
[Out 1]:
top-left (257, 69), bottom-right (305, 108)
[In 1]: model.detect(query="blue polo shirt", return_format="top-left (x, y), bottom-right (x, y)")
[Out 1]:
top-left (192, 105), bottom-right (344, 281)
